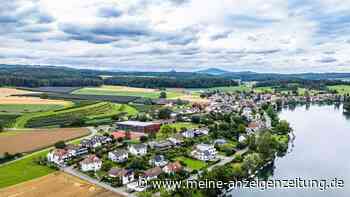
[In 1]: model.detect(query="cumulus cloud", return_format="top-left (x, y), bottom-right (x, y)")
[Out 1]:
top-left (0, 0), bottom-right (350, 72)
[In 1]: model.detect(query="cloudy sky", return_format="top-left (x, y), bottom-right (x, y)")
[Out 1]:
top-left (1, 0), bottom-right (350, 73)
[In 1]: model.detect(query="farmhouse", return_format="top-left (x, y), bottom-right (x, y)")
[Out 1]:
top-left (191, 144), bottom-right (217, 161)
top-left (128, 144), bottom-right (148, 156)
top-left (108, 150), bottom-right (128, 163)
top-left (117, 121), bottom-right (160, 134)
top-left (80, 154), bottom-right (102, 172)
top-left (108, 168), bottom-right (134, 185)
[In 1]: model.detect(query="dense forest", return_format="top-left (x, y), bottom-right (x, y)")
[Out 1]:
top-left (254, 79), bottom-right (350, 90)
top-left (104, 76), bottom-right (238, 88)
top-left (2, 64), bottom-right (350, 88)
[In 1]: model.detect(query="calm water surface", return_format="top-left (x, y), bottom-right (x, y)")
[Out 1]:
top-left (231, 105), bottom-right (350, 197)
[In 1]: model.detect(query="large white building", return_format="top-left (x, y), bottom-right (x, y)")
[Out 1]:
top-left (191, 144), bottom-right (217, 161)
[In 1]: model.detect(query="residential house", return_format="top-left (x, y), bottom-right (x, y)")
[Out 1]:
top-left (142, 166), bottom-right (162, 180)
top-left (163, 161), bottom-right (183, 174)
top-left (47, 149), bottom-right (70, 166)
top-left (149, 155), bottom-right (168, 167)
top-left (80, 155), bottom-right (102, 172)
top-left (191, 144), bottom-right (217, 161)
top-left (65, 144), bottom-right (88, 157)
top-left (246, 120), bottom-right (265, 134)
top-left (128, 144), bottom-right (148, 156)
top-left (150, 140), bottom-right (173, 151)
top-left (108, 150), bottom-right (128, 163)
top-left (108, 168), bottom-right (134, 185)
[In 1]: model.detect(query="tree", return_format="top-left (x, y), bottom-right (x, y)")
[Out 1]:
top-left (0, 123), bottom-right (3, 132)
top-left (157, 125), bottom-right (176, 139)
top-left (158, 108), bottom-right (172, 119)
top-left (191, 115), bottom-right (201, 124)
top-left (40, 93), bottom-right (48, 99)
top-left (274, 120), bottom-right (292, 134)
top-left (54, 141), bottom-right (66, 149)
top-left (256, 131), bottom-right (278, 158)
top-left (242, 153), bottom-right (263, 175)
top-left (159, 91), bottom-right (167, 99)
top-left (140, 136), bottom-right (148, 143)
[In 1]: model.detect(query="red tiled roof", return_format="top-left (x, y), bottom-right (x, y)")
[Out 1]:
top-left (164, 161), bottom-right (182, 172)
top-left (81, 154), bottom-right (100, 164)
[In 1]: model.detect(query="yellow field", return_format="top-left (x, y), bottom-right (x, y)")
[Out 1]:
top-left (0, 172), bottom-right (123, 197)
top-left (0, 88), bottom-right (72, 106)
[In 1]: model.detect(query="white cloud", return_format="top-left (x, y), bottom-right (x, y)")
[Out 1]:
top-left (0, 0), bottom-right (350, 72)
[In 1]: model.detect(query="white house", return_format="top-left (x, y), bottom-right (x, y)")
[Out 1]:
top-left (149, 155), bottom-right (168, 167)
top-left (108, 168), bottom-right (134, 185)
top-left (128, 144), bottom-right (147, 156)
top-left (47, 149), bottom-right (70, 166)
top-left (80, 155), bottom-right (102, 172)
top-left (66, 144), bottom-right (88, 157)
top-left (238, 135), bottom-right (247, 143)
top-left (191, 144), bottom-right (217, 161)
top-left (108, 150), bottom-right (128, 163)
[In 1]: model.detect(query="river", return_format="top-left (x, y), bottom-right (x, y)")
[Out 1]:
top-left (230, 104), bottom-right (350, 197)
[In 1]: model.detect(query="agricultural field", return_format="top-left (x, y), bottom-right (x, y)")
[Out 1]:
top-left (0, 104), bottom-right (65, 114)
top-left (0, 172), bottom-right (122, 197)
top-left (328, 85), bottom-right (350, 95)
top-left (0, 150), bottom-right (55, 189)
top-left (0, 128), bottom-right (90, 155)
top-left (73, 85), bottom-right (186, 99)
top-left (12, 102), bottom-right (137, 128)
top-left (176, 156), bottom-right (207, 170)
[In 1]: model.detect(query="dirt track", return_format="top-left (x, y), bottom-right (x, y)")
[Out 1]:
top-left (0, 172), bottom-right (123, 197)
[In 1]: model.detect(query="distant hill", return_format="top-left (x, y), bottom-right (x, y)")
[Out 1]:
top-left (197, 68), bottom-right (230, 75)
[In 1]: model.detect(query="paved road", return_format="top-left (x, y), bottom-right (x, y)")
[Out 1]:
top-left (62, 166), bottom-right (135, 197)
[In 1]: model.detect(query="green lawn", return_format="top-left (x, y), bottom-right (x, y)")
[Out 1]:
top-left (73, 86), bottom-right (185, 99)
top-left (0, 104), bottom-right (66, 114)
top-left (328, 85), bottom-right (350, 95)
top-left (167, 122), bottom-right (199, 132)
top-left (0, 150), bottom-right (55, 188)
top-left (176, 156), bottom-right (207, 170)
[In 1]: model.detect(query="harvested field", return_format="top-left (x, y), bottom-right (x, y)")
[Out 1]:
top-left (0, 128), bottom-right (90, 155)
top-left (0, 88), bottom-right (72, 106)
top-left (0, 172), bottom-right (123, 197)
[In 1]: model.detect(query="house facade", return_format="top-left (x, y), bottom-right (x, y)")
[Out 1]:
top-left (128, 144), bottom-right (148, 156)
top-left (191, 144), bottom-right (217, 161)
top-left (80, 155), bottom-right (102, 172)
top-left (108, 150), bottom-right (128, 163)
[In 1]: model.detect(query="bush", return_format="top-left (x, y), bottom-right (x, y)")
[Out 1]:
top-left (54, 141), bottom-right (66, 149)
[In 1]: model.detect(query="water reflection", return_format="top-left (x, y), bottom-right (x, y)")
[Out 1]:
top-left (230, 104), bottom-right (350, 197)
